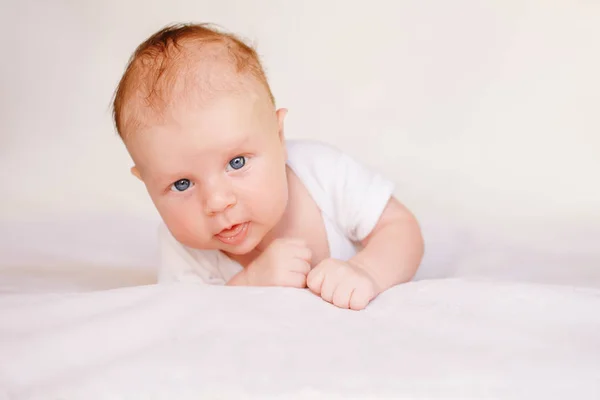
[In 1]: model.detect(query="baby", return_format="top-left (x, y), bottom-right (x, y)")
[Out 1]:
top-left (112, 23), bottom-right (424, 310)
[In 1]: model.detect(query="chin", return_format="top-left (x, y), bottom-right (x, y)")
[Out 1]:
top-left (220, 240), bottom-right (257, 255)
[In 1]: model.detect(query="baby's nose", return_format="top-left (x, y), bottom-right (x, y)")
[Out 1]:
top-left (204, 187), bottom-right (237, 215)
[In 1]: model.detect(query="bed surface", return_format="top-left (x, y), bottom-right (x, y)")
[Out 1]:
top-left (1, 278), bottom-right (599, 399)
top-left (1, 217), bottom-right (599, 399)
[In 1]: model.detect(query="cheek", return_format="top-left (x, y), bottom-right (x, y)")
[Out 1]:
top-left (152, 196), bottom-right (209, 245)
top-left (236, 162), bottom-right (288, 214)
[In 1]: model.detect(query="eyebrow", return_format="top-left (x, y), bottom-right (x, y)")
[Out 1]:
top-left (220, 132), bottom-right (253, 153)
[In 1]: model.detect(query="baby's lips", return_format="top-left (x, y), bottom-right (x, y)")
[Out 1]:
top-left (216, 222), bottom-right (245, 238)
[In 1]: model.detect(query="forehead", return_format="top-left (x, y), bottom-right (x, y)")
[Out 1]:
top-left (126, 90), bottom-right (276, 173)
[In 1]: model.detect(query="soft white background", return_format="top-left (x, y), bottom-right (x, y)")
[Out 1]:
top-left (1, 0), bottom-right (599, 284)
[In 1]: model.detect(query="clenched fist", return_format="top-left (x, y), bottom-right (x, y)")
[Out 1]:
top-left (245, 238), bottom-right (312, 288)
top-left (307, 258), bottom-right (378, 310)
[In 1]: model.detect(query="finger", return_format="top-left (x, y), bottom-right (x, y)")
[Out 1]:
top-left (292, 246), bottom-right (312, 263)
top-left (287, 259), bottom-right (311, 275)
top-left (349, 285), bottom-right (373, 311)
top-left (306, 266), bottom-right (325, 295)
top-left (288, 271), bottom-right (307, 288)
top-left (276, 270), bottom-right (306, 288)
top-left (332, 279), bottom-right (356, 309)
top-left (320, 269), bottom-right (343, 304)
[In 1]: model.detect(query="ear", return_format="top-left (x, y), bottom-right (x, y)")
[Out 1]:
top-left (275, 108), bottom-right (288, 160)
top-left (130, 166), bottom-right (142, 181)
top-left (275, 108), bottom-right (288, 142)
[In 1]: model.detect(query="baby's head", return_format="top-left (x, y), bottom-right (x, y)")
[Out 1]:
top-left (112, 23), bottom-right (289, 255)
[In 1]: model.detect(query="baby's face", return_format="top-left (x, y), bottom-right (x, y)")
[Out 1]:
top-left (126, 90), bottom-right (289, 255)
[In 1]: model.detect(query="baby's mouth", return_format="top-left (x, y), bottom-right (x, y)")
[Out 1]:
top-left (217, 223), bottom-right (244, 238)
top-left (214, 222), bottom-right (250, 246)
top-left (215, 222), bottom-right (250, 245)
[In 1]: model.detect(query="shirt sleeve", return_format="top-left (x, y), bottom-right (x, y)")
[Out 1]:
top-left (331, 150), bottom-right (396, 242)
top-left (286, 140), bottom-right (396, 243)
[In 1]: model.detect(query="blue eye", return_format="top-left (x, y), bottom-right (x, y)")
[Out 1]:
top-left (228, 156), bottom-right (246, 171)
top-left (171, 179), bottom-right (193, 192)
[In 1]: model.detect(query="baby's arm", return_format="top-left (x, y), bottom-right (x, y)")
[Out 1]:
top-left (226, 238), bottom-right (312, 287)
top-left (307, 197), bottom-right (423, 310)
top-left (349, 197), bottom-right (423, 294)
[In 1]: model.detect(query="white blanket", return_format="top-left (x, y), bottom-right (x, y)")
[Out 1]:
top-left (1, 278), bottom-right (599, 399)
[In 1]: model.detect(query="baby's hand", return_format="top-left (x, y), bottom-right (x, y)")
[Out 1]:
top-left (245, 238), bottom-right (312, 288)
top-left (307, 259), bottom-right (378, 310)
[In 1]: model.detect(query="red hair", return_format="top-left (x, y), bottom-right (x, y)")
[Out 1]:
top-left (112, 23), bottom-right (275, 139)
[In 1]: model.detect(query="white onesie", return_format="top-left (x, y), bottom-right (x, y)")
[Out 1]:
top-left (157, 140), bottom-right (395, 285)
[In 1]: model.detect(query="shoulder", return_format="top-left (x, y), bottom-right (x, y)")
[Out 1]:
top-left (284, 139), bottom-right (350, 183)
top-left (285, 139), bottom-right (345, 166)
top-left (285, 139), bottom-right (390, 190)
top-left (284, 139), bottom-right (347, 204)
